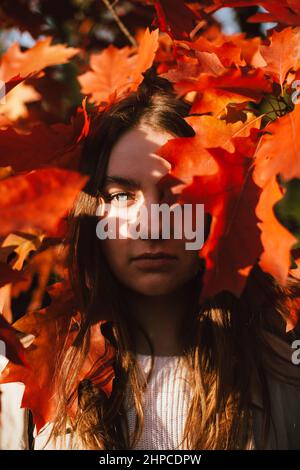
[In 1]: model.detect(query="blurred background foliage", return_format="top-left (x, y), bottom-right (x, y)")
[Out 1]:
top-left (0, 1), bottom-right (265, 122)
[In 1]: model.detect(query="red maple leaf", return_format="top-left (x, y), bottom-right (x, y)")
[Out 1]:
top-left (0, 108), bottom-right (88, 173)
top-left (0, 168), bottom-right (88, 237)
top-left (158, 132), bottom-right (263, 300)
top-left (0, 281), bottom-right (116, 433)
top-left (152, 1), bottom-right (202, 40)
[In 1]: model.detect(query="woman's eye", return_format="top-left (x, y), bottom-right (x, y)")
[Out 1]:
top-left (108, 192), bottom-right (134, 203)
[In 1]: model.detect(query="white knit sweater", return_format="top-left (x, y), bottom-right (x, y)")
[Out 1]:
top-left (126, 354), bottom-right (193, 450)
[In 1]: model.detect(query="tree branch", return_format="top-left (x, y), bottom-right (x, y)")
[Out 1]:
top-left (101, 0), bottom-right (137, 47)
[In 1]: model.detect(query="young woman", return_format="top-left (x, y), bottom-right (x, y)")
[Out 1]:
top-left (2, 75), bottom-right (300, 450)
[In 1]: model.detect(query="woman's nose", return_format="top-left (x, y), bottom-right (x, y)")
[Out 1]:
top-left (138, 189), bottom-right (170, 240)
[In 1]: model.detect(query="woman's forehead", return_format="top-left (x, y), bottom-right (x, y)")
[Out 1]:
top-left (106, 125), bottom-right (172, 185)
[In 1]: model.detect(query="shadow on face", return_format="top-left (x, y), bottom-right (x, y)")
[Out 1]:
top-left (97, 124), bottom-right (208, 296)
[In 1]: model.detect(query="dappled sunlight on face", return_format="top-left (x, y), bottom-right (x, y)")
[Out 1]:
top-left (98, 124), bottom-right (204, 296)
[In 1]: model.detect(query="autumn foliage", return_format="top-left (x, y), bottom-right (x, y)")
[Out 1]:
top-left (0, 0), bottom-right (300, 432)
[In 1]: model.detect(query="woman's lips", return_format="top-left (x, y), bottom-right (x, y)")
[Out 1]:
top-left (131, 253), bottom-right (178, 270)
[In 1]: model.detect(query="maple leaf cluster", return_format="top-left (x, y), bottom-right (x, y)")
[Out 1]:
top-left (0, 0), bottom-right (300, 433)
top-left (0, 37), bottom-right (114, 432)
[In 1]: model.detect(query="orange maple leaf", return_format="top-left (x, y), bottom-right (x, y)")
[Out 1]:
top-left (78, 28), bottom-right (159, 105)
top-left (190, 88), bottom-right (251, 117)
top-left (0, 37), bottom-right (79, 84)
top-left (175, 36), bottom-right (245, 68)
top-left (255, 177), bottom-right (298, 285)
top-left (161, 67), bottom-right (272, 101)
top-left (254, 105), bottom-right (300, 185)
top-left (259, 27), bottom-right (300, 89)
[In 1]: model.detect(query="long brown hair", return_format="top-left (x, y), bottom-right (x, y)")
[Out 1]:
top-left (49, 72), bottom-right (300, 450)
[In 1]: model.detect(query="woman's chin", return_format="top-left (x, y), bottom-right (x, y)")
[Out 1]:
top-left (126, 275), bottom-right (182, 296)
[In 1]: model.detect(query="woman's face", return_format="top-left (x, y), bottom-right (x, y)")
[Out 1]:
top-left (99, 123), bottom-right (204, 296)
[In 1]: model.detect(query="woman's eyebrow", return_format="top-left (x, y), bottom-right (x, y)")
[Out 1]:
top-left (103, 175), bottom-right (141, 189)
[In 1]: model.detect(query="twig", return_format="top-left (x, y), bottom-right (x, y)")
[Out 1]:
top-left (101, 0), bottom-right (137, 47)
